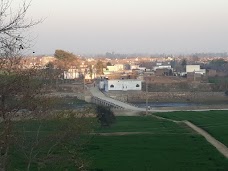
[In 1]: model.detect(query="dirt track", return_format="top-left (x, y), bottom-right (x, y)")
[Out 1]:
top-left (151, 114), bottom-right (228, 158)
top-left (184, 121), bottom-right (228, 158)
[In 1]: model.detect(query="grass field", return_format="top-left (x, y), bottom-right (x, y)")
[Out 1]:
top-left (154, 110), bottom-right (228, 147)
top-left (96, 116), bottom-right (189, 134)
top-left (5, 115), bottom-right (228, 170)
top-left (208, 77), bottom-right (228, 84)
top-left (88, 116), bottom-right (228, 171)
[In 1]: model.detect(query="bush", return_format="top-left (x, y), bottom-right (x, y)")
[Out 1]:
top-left (225, 90), bottom-right (228, 96)
top-left (95, 105), bottom-right (116, 127)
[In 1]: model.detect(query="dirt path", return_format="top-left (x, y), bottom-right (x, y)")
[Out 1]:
top-left (184, 121), bottom-right (228, 158)
top-left (151, 114), bottom-right (228, 158)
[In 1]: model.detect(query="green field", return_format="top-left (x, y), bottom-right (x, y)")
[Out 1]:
top-left (96, 116), bottom-right (189, 133)
top-left (208, 77), bottom-right (228, 84)
top-left (5, 115), bottom-right (228, 170)
top-left (154, 110), bottom-right (228, 147)
top-left (88, 116), bottom-right (228, 171)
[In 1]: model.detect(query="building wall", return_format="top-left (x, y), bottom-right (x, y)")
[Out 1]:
top-left (153, 65), bottom-right (172, 71)
top-left (155, 68), bottom-right (172, 76)
top-left (130, 65), bottom-right (139, 70)
top-left (105, 80), bottom-right (142, 92)
top-left (107, 66), bottom-right (118, 72)
top-left (186, 65), bottom-right (200, 73)
top-left (114, 64), bottom-right (124, 71)
top-left (187, 72), bottom-right (202, 82)
top-left (186, 65), bottom-right (206, 75)
top-left (64, 69), bottom-right (79, 79)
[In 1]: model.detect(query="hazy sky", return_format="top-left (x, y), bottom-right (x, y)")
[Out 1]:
top-left (25, 0), bottom-right (228, 55)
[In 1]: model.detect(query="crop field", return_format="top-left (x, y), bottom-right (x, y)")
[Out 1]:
top-left (154, 110), bottom-right (228, 147)
top-left (5, 116), bottom-right (228, 170)
top-left (96, 116), bottom-right (189, 133)
top-left (88, 116), bottom-right (228, 171)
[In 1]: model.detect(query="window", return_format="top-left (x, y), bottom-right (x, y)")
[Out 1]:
top-left (110, 84), bottom-right (114, 88)
top-left (136, 84), bottom-right (140, 87)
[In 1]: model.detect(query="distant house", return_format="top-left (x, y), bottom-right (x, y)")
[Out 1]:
top-left (106, 66), bottom-right (118, 72)
top-left (153, 62), bottom-right (172, 71)
top-left (130, 64), bottom-right (140, 70)
top-left (64, 69), bottom-right (79, 79)
top-left (155, 68), bottom-right (172, 76)
top-left (104, 64), bottom-right (125, 75)
top-left (186, 65), bottom-right (206, 75)
top-left (104, 79), bottom-right (142, 92)
top-left (114, 64), bottom-right (124, 71)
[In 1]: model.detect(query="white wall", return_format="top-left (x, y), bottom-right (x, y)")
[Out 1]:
top-left (153, 65), bottom-right (172, 71)
top-left (99, 81), bottom-right (105, 90)
top-left (186, 65), bottom-right (205, 75)
top-left (186, 65), bottom-right (200, 73)
top-left (130, 65), bottom-right (139, 70)
top-left (107, 66), bottom-right (118, 72)
top-left (105, 80), bottom-right (141, 92)
top-left (114, 64), bottom-right (124, 71)
top-left (64, 69), bottom-right (79, 79)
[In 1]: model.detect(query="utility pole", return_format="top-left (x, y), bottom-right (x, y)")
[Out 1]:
top-left (146, 81), bottom-right (148, 115)
top-left (83, 69), bottom-right (87, 90)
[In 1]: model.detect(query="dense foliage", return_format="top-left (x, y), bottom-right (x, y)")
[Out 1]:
top-left (95, 105), bottom-right (116, 127)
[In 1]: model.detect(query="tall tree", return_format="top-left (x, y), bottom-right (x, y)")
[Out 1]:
top-left (181, 58), bottom-right (187, 72)
top-left (54, 49), bottom-right (79, 70)
top-left (181, 58), bottom-right (187, 67)
top-left (95, 60), bottom-right (104, 75)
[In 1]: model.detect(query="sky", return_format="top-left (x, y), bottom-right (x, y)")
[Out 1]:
top-left (24, 0), bottom-right (228, 55)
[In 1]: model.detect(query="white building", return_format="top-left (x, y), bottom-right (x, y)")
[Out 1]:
top-left (114, 64), bottom-right (124, 71)
top-left (106, 66), bottom-right (118, 72)
top-left (138, 67), bottom-right (146, 71)
top-left (186, 65), bottom-right (206, 75)
top-left (64, 69), bottom-right (79, 79)
top-left (130, 64), bottom-right (140, 70)
top-left (153, 65), bottom-right (172, 71)
top-left (104, 79), bottom-right (142, 92)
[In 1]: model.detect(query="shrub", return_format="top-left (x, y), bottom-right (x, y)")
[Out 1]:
top-left (95, 105), bottom-right (116, 127)
top-left (225, 90), bottom-right (228, 96)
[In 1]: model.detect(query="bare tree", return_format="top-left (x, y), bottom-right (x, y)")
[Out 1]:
top-left (0, 1), bottom-right (96, 170)
top-left (0, 1), bottom-right (43, 170)
top-left (0, 0), bottom-right (41, 52)
top-left (14, 109), bottom-right (96, 171)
